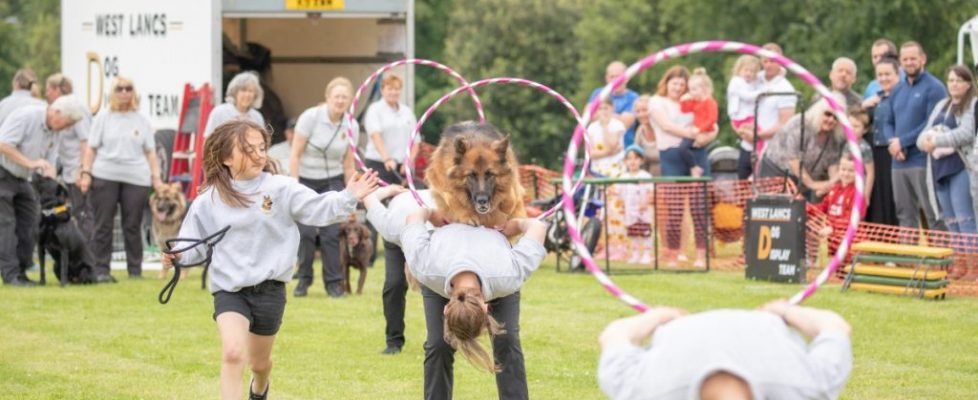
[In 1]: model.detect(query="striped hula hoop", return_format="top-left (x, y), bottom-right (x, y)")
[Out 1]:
top-left (563, 41), bottom-right (864, 312)
top-left (404, 76), bottom-right (592, 216)
top-left (345, 59), bottom-right (486, 186)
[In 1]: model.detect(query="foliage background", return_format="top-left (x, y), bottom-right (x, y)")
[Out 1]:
top-left (1, 0), bottom-right (975, 167)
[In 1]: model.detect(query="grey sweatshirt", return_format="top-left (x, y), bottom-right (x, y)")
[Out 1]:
top-left (365, 189), bottom-right (435, 246)
top-left (401, 222), bottom-right (546, 300)
top-left (177, 172), bottom-right (357, 293)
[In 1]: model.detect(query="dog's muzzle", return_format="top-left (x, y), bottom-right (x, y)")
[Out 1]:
top-left (474, 194), bottom-right (492, 215)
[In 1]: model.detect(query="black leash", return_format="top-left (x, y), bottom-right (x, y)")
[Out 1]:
top-left (158, 226), bottom-right (231, 304)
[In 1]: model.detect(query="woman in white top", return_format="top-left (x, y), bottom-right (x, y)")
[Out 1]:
top-left (647, 66), bottom-right (718, 267)
top-left (79, 76), bottom-right (163, 281)
top-left (203, 71), bottom-right (266, 138)
top-left (363, 74), bottom-right (418, 185)
top-left (289, 77), bottom-right (360, 298)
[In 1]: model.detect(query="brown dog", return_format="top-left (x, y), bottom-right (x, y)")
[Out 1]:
top-left (339, 217), bottom-right (373, 295)
top-left (426, 126), bottom-right (526, 229)
top-left (151, 182), bottom-right (188, 279)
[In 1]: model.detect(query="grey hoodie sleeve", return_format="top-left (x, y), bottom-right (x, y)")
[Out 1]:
top-left (930, 98), bottom-right (976, 150)
top-left (287, 182), bottom-right (357, 227)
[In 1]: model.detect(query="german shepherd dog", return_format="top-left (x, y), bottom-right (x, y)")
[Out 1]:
top-left (150, 183), bottom-right (188, 279)
top-left (426, 122), bottom-right (526, 229)
top-left (339, 216), bottom-right (373, 295)
top-left (33, 175), bottom-right (95, 284)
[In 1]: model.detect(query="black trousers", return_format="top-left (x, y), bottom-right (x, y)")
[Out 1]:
top-left (90, 177), bottom-right (150, 276)
top-left (0, 168), bottom-right (39, 283)
top-left (296, 175), bottom-right (346, 286)
top-left (67, 183), bottom-right (94, 243)
top-left (422, 287), bottom-right (527, 400)
top-left (865, 146), bottom-right (898, 226)
top-left (382, 240), bottom-right (408, 348)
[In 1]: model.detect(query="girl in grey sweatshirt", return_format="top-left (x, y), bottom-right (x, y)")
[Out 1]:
top-left (162, 119), bottom-right (378, 400)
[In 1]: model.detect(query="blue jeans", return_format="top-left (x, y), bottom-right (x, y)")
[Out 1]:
top-left (660, 146), bottom-right (710, 177)
top-left (934, 169), bottom-right (977, 235)
top-left (658, 146), bottom-right (711, 250)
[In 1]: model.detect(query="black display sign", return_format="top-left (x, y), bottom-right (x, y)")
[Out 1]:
top-left (744, 195), bottom-right (807, 283)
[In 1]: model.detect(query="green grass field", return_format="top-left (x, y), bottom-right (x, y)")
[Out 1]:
top-left (1, 255), bottom-right (977, 399)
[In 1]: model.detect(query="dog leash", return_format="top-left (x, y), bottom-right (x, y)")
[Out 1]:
top-left (158, 226), bottom-right (231, 304)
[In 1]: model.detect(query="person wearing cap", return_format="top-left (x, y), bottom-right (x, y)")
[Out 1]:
top-left (0, 68), bottom-right (46, 125)
top-left (598, 301), bottom-right (852, 400)
top-left (0, 96), bottom-right (86, 286)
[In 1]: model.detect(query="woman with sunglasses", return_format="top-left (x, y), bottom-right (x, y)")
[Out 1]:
top-left (79, 76), bottom-right (164, 282)
top-left (758, 94), bottom-right (849, 201)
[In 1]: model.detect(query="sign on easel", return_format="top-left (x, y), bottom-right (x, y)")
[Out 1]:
top-left (744, 195), bottom-right (807, 283)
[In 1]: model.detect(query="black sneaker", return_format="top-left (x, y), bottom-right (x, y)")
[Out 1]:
top-left (249, 379), bottom-right (268, 400)
top-left (6, 277), bottom-right (37, 287)
top-left (93, 273), bottom-right (117, 284)
top-left (325, 282), bottom-right (346, 298)
top-left (293, 280), bottom-right (311, 297)
top-left (381, 345), bottom-right (401, 355)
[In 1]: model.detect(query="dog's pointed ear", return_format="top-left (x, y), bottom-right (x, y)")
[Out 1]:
top-left (492, 136), bottom-right (510, 162)
top-left (453, 137), bottom-right (468, 162)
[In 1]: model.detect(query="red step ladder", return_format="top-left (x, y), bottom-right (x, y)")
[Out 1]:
top-left (169, 83), bottom-right (214, 200)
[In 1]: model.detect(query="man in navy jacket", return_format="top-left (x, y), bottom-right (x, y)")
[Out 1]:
top-left (883, 41), bottom-right (947, 231)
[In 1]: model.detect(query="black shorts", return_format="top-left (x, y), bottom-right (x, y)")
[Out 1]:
top-left (213, 280), bottom-right (287, 336)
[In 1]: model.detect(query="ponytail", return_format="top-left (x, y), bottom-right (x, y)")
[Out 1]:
top-left (443, 287), bottom-right (506, 373)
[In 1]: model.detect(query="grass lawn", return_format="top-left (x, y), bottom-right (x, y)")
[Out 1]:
top-left (1, 255), bottom-right (977, 399)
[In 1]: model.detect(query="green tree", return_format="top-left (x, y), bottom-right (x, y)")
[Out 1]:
top-left (440, 0), bottom-right (584, 168)
top-left (0, 0), bottom-right (59, 95)
top-left (414, 0), bottom-right (456, 143)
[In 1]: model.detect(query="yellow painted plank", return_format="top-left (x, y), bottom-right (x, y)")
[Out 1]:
top-left (843, 264), bottom-right (948, 280)
top-left (851, 241), bottom-right (953, 258)
top-left (849, 282), bottom-right (946, 298)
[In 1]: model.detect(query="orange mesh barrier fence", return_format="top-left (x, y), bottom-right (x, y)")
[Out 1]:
top-left (519, 164), bottom-right (978, 295)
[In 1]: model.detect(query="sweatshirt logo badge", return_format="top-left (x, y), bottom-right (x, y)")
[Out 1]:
top-left (262, 195), bottom-right (273, 214)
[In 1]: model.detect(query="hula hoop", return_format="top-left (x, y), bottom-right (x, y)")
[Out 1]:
top-left (345, 59), bottom-right (487, 186)
top-left (563, 41), bottom-right (865, 312)
top-left (404, 77), bottom-right (592, 217)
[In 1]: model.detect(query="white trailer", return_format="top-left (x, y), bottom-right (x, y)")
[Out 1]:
top-left (62, 0), bottom-right (415, 135)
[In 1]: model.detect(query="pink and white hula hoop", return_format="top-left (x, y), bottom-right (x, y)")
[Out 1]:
top-left (564, 41), bottom-right (865, 312)
top-left (345, 59), bottom-right (487, 186)
top-left (403, 77), bottom-right (591, 216)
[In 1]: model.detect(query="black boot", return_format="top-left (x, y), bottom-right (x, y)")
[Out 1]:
top-left (325, 281), bottom-right (346, 298)
top-left (293, 279), bottom-right (311, 297)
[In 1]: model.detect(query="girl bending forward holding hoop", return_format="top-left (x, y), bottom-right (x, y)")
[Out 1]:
top-left (162, 120), bottom-right (378, 399)
top-left (401, 208), bottom-right (547, 400)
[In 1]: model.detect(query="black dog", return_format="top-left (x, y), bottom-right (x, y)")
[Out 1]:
top-left (33, 175), bottom-right (96, 285)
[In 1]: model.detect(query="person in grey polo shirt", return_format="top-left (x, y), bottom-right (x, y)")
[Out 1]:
top-left (0, 96), bottom-right (85, 286)
top-left (289, 76), bottom-right (359, 298)
top-left (363, 74), bottom-right (418, 186)
top-left (45, 73), bottom-right (94, 236)
top-left (202, 71), bottom-right (266, 138)
top-left (0, 68), bottom-right (46, 125)
top-left (78, 77), bottom-right (164, 282)
top-left (598, 301), bottom-right (852, 400)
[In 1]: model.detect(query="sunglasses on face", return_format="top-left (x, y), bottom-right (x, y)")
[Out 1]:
top-left (115, 85), bottom-right (134, 93)
top-left (823, 111), bottom-right (837, 120)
